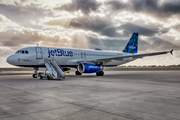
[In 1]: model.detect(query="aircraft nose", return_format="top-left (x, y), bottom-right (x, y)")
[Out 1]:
top-left (6, 55), bottom-right (15, 65)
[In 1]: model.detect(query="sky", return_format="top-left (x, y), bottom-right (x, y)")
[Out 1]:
top-left (0, 0), bottom-right (180, 67)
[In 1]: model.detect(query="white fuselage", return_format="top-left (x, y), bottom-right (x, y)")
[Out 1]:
top-left (7, 46), bottom-right (134, 68)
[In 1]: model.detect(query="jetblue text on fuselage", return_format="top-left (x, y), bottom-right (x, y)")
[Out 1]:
top-left (48, 48), bottom-right (73, 58)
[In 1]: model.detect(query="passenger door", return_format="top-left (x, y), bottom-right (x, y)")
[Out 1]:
top-left (35, 47), bottom-right (43, 59)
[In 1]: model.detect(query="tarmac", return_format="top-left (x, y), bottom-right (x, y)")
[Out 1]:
top-left (0, 71), bottom-right (180, 120)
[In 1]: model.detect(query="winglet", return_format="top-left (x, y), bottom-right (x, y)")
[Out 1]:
top-left (170, 49), bottom-right (173, 55)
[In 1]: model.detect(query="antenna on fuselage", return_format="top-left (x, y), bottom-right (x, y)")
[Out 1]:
top-left (37, 41), bottom-right (42, 46)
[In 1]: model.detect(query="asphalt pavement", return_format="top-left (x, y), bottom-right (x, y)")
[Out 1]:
top-left (0, 71), bottom-right (180, 120)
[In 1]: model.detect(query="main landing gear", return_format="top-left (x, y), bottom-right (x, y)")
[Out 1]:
top-left (75, 70), bottom-right (104, 76)
top-left (75, 71), bottom-right (82, 75)
top-left (96, 71), bottom-right (104, 76)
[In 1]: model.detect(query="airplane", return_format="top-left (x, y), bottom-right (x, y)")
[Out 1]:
top-left (6, 33), bottom-right (173, 80)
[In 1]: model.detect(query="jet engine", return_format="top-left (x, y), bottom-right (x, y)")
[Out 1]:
top-left (77, 63), bottom-right (103, 73)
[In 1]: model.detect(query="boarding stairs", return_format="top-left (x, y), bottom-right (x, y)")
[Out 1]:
top-left (39, 58), bottom-right (65, 79)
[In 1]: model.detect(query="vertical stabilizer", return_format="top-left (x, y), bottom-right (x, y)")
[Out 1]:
top-left (123, 33), bottom-right (138, 53)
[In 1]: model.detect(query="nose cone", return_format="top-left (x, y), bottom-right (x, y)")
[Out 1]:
top-left (6, 55), bottom-right (15, 65)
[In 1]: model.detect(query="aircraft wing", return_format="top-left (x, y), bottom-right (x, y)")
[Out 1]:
top-left (86, 49), bottom-right (173, 64)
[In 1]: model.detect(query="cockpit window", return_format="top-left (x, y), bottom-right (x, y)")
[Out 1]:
top-left (15, 50), bottom-right (29, 54)
top-left (15, 51), bottom-right (21, 54)
top-left (25, 51), bottom-right (28, 54)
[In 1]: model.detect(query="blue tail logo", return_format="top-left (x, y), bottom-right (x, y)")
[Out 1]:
top-left (123, 33), bottom-right (138, 53)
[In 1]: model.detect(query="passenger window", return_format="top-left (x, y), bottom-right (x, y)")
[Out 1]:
top-left (22, 51), bottom-right (24, 54)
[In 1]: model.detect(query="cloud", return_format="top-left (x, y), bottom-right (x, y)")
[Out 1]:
top-left (70, 16), bottom-right (110, 31)
top-left (0, 0), bottom-right (180, 66)
top-left (101, 26), bottom-right (120, 37)
top-left (148, 37), bottom-right (180, 51)
top-left (132, 0), bottom-right (158, 12)
top-left (69, 16), bottom-right (123, 37)
top-left (0, 28), bottom-right (99, 49)
top-left (88, 35), bottom-right (128, 50)
top-left (106, 0), bottom-right (128, 11)
top-left (42, 17), bottom-right (72, 28)
top-left (160, 0), bottom-right (180, 16)
top-left (137, 0), bottom-right (180, 18)
top-left (0, 47), bottom-right (15, 57)
top-left (0, 14), bottom-right (19, 31)
top-left (55, 0), bottom-right (100, 14)
top-left (0, 3), bottom-right (54, 27)
top-left (106, 0), bottom-right (180, 19)
top-left (172, 24), bottom-right (180, 31)
top-left (119, 23), bottom-right (161, 36)
top-left (0, 28), bottom-right (72, 47)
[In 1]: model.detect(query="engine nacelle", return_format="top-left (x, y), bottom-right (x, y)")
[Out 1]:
top-left (78, 63), bottom-right (103, 73)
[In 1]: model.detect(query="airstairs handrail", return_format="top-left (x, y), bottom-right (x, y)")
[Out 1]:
top-left (42, 57), bottom-right (65, 79)
top-left (51, 58), bottom-right (65, 78)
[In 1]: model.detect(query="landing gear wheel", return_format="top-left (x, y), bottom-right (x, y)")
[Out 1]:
top-left (75, 71), bottom-right (82, 75)
top-left (47, 75), bottom-right (50, 80)
top-left (96, 71), bottom-right (104, 76)
top-left (32, 74), bottom-right (37, 78)
top-left (39, 75), bottom-right (43, 79)
top-left (33, 67), bottom-right (38, 78)
top-left (100, 71), bottom-right (104, 76)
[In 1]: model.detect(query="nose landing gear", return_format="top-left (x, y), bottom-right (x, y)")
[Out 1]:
top-left (32, 67), bottom-right (54, 80)
top-left (32, 67), bottom-right (39, 78)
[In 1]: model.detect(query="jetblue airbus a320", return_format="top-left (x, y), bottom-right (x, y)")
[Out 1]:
top-left (6, 33), bottom-right (173, 80)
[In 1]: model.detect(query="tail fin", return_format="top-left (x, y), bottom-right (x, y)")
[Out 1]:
top-left (123, 33), bottom-right (138, 53)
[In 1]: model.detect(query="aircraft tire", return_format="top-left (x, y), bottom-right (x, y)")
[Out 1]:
top-left (32, 74), bottom-right (37, 78)
top-left (39, 75), bottom-right (43, 79)
top-left (75, 71), bottom-right (82, 75)
top-left (100, 71), bottom-right (104, 76)
top-left (96, 71), bottom-right (104, 76)
top-left (47, 75), bottom-right (50, 80)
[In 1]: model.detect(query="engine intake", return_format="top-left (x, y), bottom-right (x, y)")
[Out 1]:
top-left (78, 63), bottom-right (103, 73)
